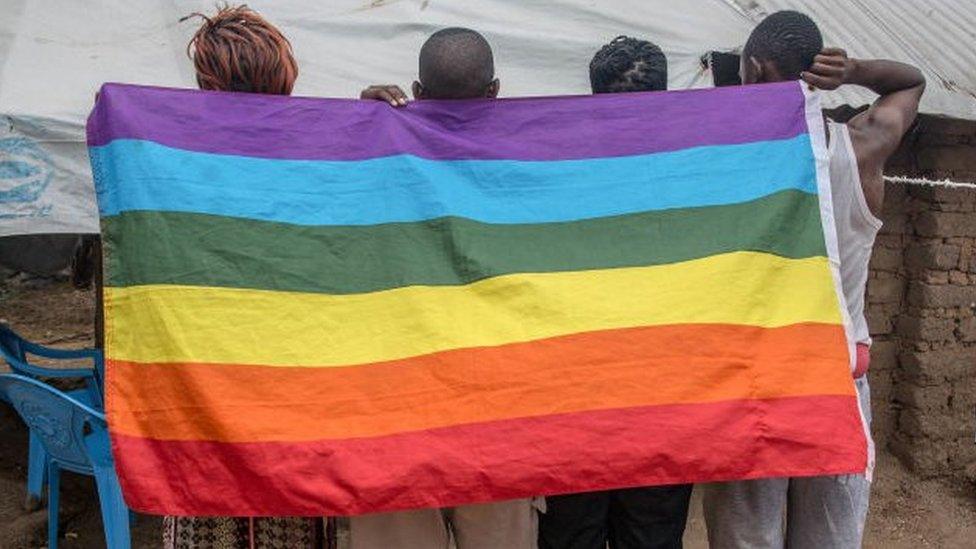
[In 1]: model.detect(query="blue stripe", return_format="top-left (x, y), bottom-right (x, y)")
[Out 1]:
top-left (92, 135), bottom-right (817, 226)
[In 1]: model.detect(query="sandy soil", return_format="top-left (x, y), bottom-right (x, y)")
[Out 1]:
top-left (1, 279), bottom-right (973, 548)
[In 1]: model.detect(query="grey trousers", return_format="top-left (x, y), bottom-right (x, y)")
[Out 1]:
top-left (349, 498), bottom-right (539, 549)
top-left (702, 378), bottom-right (872, 549)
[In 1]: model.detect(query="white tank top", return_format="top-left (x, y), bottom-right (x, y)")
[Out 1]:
top-left (828, 121), bottom-right (883, 345)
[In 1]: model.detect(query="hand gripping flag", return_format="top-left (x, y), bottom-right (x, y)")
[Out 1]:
top-left (88, 82), bottom-right (867, 516)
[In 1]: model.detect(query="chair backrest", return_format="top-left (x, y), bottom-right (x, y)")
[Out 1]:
top-left (0, 374), bottom-right (107, 474)
top-left (0, 325), bottom-right (52, 379)
top-left (0, 324), bottom-right (28, 364)
top-left (0, 327), bottom-right (22, 404)
top-left (0, 324), bottom-right (104, 404)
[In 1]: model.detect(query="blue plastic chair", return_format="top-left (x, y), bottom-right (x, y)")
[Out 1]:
top-left (0, 374), bottom-right (130, 549)
top-left (0, 324), bottom-right (104, 402)
top-left (0, 324), bottom-right (104, 508)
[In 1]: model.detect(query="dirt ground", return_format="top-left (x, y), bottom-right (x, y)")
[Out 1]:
top-left (1, 279), bottom-right (974, 548)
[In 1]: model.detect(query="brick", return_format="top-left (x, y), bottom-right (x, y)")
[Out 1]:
top-left (890, 432), bottom-right (948, 477)
top-left (907, 282), bottom-right (976, 308)
top-left (869, 339), bottom-right (898, 370)
top-left (917, 136), bottom-right (973, 150)
top-left (942, 170), bottom-right (976, 183)
top-left (945, 436), bottom-right (976, 459)
top-left (893, 381), bottom-right (951, 412)
top-left (960, 243), bottom-right (975, 271)
top-left (868, 246), bottom-right (902, 272)
top-left (905, 242), bottom-right (961, 271)
top-left (936, 201), bottom-right (976, 213)
top-left (908, 184), bottom-right (937, 200)
top-left (916, 211), bottom-right (976, 238)
top-left (931, 186), bottom-right (976, 205)
top-left (958, 317), bottom-right (976, 342)
top-left (914, 340), bottom-right (932, 352)
top-left (867, 370), bottom-right (896, 444)
top-left (867, 276), bottom-right (904, 304)
top-left (867, 307), bottom-right (892, 335)
top-left (883, 179), bottom-right (909, 203)
top-left (916, 307), bottom-right (946, 318)
top-left (906, 195), bottom-right (937, 214)
top-left (951, 379), bottom-right (976, 410)
top-left (875, 233), bottom-right (903, 249)
top-left (917, 146), bottom-right (976, 174)
top-left (899, 406), bottom-right (970, 439)
top-left (966, 462), bottom-right (976, 485)
top-left (867, 362), bottom-right (893, 392)
top-left (950, 270), bottom-right (970, 285)
top-left (897, 315), bottom-right (956, 342)
top-left (922, 270), bottom-right (949, 285)
top-left (881, 212), bottom-right (910, 233)
top-left (924, 117), bottom-right (976, 138)
top-left (900, 347), bottom-right (976, 384)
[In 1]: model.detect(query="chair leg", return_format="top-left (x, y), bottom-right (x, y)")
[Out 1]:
top-left (92, 464), bottom-right (131, 549)
top-left (25, 431), bottom-right (47, 511)
top-left (47, 463), bottom-right (60, 549)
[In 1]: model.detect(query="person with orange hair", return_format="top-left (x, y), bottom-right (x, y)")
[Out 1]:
top-left (182, 4), bottom-right (298, 95)
top-left (161, 6), bottom-right (319, 549)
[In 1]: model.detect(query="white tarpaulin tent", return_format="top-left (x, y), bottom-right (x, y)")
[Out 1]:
top-left (2, 0), bottom-right (975, 236)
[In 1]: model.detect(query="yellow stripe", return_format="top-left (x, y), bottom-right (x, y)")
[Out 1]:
top-left (104, 251), bottom-right (842, 367)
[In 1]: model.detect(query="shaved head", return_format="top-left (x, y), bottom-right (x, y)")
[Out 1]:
top-left (416, 27), bottom-right (497, 99)
top-left (742, 10), bottom-right (823, 83)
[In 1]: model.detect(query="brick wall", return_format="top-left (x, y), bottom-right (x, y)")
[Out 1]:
top-left (866, 182), bottom-right (976, 484)
top-left (890, 115), bottom-right (976, 183)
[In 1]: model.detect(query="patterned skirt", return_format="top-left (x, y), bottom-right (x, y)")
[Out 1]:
top-left (162, 516), bottom-right (324, 549)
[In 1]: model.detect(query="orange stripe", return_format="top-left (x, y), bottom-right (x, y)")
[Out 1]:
top-left (107, 322), bottom-right (852, 442)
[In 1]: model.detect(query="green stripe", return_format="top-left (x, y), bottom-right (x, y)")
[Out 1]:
top-left (104, 190), bottom-right (827, 295)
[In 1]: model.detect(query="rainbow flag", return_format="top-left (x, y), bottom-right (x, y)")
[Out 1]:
top-left (88, 82), bottom-right (867, 516)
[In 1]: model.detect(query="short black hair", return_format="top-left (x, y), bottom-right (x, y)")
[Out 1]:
top-left (590, 36), bottom-right (668, 94)
top-left (743, 11), bottom-right (823, 80)
top-left (418, 27), bottom-right (495, 99)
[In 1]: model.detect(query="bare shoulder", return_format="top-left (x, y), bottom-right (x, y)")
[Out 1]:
top-left (845, 122), bottom-right (886, 218)
top-left (817, 57), bottom-right (925, 218)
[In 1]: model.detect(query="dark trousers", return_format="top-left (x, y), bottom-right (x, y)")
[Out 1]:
top-left (539, 485), bottom-right (693, 549)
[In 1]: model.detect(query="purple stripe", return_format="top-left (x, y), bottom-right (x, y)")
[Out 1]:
top-left (87, 82), bottom-right (807, 161)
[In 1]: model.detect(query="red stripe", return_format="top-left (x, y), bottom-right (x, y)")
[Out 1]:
top-left (112, 395), bottom-right (867, 516)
